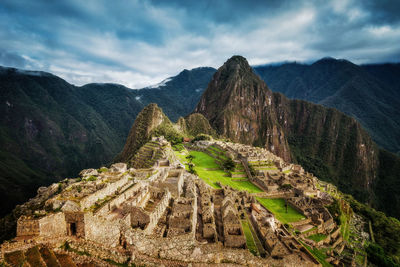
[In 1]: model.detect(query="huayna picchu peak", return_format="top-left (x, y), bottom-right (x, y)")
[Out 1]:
top-left (195, 56), bottom-right (292, 162)
top-left (1, 56), bottom-right (400, 267)
top-left (196, 56), bottom-right (378, 207)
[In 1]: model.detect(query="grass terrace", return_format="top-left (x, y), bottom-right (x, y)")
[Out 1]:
top-left (299, 240), bottom-right (332, 267)
top-left (257, 198), bottom-right (306, 224)
top-left (308, 233), bottom-right (327, 243)
top-left (241, 220), bottom-right (258, 255)
top-left (174, 148), bottom-right (262, 193)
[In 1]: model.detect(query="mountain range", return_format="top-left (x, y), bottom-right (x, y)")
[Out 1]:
top-left (0, 57), bottom-right (399, 221)
top-left (0, 66), bottom-right (215, 217)
top-left (254, 58), bottom-right (400, 155)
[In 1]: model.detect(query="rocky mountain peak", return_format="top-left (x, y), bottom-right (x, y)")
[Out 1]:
top-left (195, 55), bottom-right (379, 200)
top-left (117, 103), bottom-right (168, 163)
top-left (195, 55), bottom-right (291, 161)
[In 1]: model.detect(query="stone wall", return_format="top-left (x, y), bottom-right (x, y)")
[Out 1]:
top-left (94, 183), bottom-right (144, 216)
top-left (39, 212), bottom-right (67, 237)
top-left (84, 213), bottom-right (121, 247)
top-left (80, 175), bottom-right (130, 210)
top-left (16, 216), bottom-right (39, 236)
top-left (144, 190), bottom-right (171, 235)
top-left (287, 199), bottom-right (307, 217)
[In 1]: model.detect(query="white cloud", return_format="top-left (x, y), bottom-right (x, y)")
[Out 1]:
top-left (0, 0), bottom-right (399, 88)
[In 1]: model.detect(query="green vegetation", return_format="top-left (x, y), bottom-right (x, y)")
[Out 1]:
top-left (325, 196), bottom-right (351, 242)
top-left (308, 233), bottom-right (327, 242)
top-left (86, 175), bottom-right (97, 181)
top-left (192, 133), bottom-right (213, 142)
top-left (222, 158), bottom-right (235, 171)
top-left (60, 241), bottom-right (91, 256)
top-left (182, 113), bottom-right (216, 137)
top-left (299, 240), bottom-right (332, 267)
top-left (344, 194), bottom-right (400, 264)
top-left (98, 167), bottom-right (108, 173)
top-left (366, 243), bottom-right (398, 267)
top-left (172, 143), bottom-right (185, 152)
top-left (375, 149), bottom-right (400, 219)
top-left (256, 198), bottom-right (306, 224)
top-left (241, 220), bottom-right (258, 255)
top-left (152, 119), bottom-right (183, 145)
top-left (175, 150), bottom-right (262, 192)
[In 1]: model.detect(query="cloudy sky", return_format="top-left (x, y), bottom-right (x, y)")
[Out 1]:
top-left (1, 0), bottom-right (399, 88)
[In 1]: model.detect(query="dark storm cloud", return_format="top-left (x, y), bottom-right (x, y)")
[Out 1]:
top-left (0, 0), bottom-right (399, 87)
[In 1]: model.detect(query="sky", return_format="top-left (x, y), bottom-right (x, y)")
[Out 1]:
top-left (1, 0), bottom-right (400, 88)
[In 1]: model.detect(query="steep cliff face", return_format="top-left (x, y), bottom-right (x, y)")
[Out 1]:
top-left (117, 103), bottom-right (168, 163)
top-left (195, 56), bottom-right (379, 199)
top-left (273, 93), bottom-right (378, 197)
top-left (195, 56), bottom-right (291, 161)
top-left (254, 60), bottom-right (400, 155)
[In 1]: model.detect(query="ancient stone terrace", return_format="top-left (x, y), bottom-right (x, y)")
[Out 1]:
top-left (8, 137), bottom-right (343, 266)
top-left (249, 202), bottom-right (319, 265)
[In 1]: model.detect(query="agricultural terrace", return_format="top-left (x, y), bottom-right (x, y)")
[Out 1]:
top-left (174, 148), bottom-right (262, 193)
top-left (241, 220), bottom-right (258, 255)
top-left (257, 198), bottom-right (306, 224)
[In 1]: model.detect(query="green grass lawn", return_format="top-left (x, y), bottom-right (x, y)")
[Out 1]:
top-left (299, 240), bottom-right (332, 267)
top-left (241, 220), bottom-right (258, 255)
top-left (340, 213), bottom-right (350, 241)
top-left (308, 233), bottom-right (327, 242)
top-left (174, 149), bottom-right (262, 193)
top-left (256, 198), bottom-right (306, 224)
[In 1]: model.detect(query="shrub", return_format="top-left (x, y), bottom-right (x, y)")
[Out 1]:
top-left (223, 158), bottom-right (235, 171)
top-left (192, 133), bottom-right (212, 142)
top-left (186, 154), bottom-right (195, 163)
top-left (248, 165), bottom-right (256, 177)
top-left (98, 167), bottom-right (108, 173)
top-left (188, 163), bottom-right (197, 175)
top-left (86, 175), bottom-right (97, 181)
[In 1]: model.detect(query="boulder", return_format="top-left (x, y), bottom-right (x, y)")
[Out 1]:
top-left (37, 186), bottom-right (48, 195)
top-left (52, 200), bottom-right (64, 210)
top-left (61, 200), bottom-right (81, 212)
top-left (110, 163), bottom-right (127, 173)
top-left (79, 168), bottom-right (98, 177)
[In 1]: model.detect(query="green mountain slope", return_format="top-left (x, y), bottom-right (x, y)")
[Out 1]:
top-left (254, 59), bottom-right (400, 155)
top-left (196, 56), bottom-right (400, 219)
top-left (0, 66), bottom-right (215, 217)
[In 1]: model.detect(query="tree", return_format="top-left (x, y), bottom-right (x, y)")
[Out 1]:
top-left (223, 158), bottom-right (235, 171)
top-left (285, 199), bottom-right (288, 213)
top-left (188, 163), bottom-right (197, 175)
top-left (186, 154), bottom-right (195, 163)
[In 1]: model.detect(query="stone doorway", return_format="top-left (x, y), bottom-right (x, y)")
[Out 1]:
top-left (69, 222), bottom-right (77, 236)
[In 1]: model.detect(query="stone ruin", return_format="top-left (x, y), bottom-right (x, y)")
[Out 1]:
top-left (3, 137), bottom-right (346, 266)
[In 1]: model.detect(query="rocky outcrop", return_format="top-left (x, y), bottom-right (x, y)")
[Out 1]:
top-left (195, 56), bottom-right (291, 161)
top-left (195, 55), bottom-right (378, 199)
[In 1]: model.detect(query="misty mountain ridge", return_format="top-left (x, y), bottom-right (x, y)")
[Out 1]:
top-left (1, 56), bottom-right (399, 220)
top-left (254, 58), bottom-right (400, 155)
